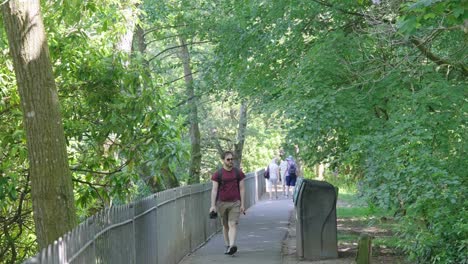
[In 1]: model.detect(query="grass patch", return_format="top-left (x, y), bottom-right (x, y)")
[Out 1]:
top-left (337, 206), bottom-right (389, 218)
top-left (336, 191), bottom-right (401, 252)
top-left (336, 189), bottom-right (389, 218)
top-left (337, 192), bottom-right (365, 205)
top-left (338, 207), bottom-right (371, 218)
top-left (374, 236), bottom-right (400, 248)
top-left (313, 175), bottom-right (405, 259)
top-left (338, 233), bottom-right (359, 243)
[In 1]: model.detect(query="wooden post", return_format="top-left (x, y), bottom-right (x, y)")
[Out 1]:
top-left (356, 233), bottom-right (372, 264)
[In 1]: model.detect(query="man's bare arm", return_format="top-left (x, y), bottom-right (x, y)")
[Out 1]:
top-left (239, 179), bottom-right (246, 214)
top-left (210, 180), bottom-right (219, 212)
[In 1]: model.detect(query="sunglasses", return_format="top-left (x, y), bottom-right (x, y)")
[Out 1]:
top-left (226, 158), bottom-right (234, 161)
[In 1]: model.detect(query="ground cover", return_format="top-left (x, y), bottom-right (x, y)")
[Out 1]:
top-left (282, 185), bottom-right (408, 264)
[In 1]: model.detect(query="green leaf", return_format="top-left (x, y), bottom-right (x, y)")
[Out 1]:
top-left (423, 13), bottom-right (436, 19)
top-left (453, 7), bottom-right (464, 18)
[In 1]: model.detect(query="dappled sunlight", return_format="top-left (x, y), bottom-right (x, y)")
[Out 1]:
top-left (24, 3), bottom-right (47, 63)
top-left (337, 218), bottom-right (393, 236)
top-left (2, 0), bottom-right (462, 263)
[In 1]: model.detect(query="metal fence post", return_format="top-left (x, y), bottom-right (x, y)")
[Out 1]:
top-left (131, 203), bottom-right (136, 264)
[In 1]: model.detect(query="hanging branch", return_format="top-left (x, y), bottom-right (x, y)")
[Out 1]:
top-left (148, 41), bottom-right (210, 62)
top-left (214, 139), bottom-right (224, 159)
top-left (409, 37), bottom-right (468, 75)
top-left (311, 0), bottom-right (365, 17)
top-left (146, 34), bottom-right (181, 46)
top-left (312, 0), bottom-right (466, 75)
top-left (70, 159), bottom-right (131, 175)
top-left (0, 171), bottom-right (31, 263)
top-left (163, 71), bottom-right (199, 86)
top-left (71, 178), bottom-right (106, 205)
top-left (72, 178), bottom-right (108, 187)
top-left (143, 24), bottom-right (187, 37)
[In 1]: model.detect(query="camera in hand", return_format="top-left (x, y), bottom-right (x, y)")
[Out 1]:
top-left (209, 211), bottom-right (218, 219)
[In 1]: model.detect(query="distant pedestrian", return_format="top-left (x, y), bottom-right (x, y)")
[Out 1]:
top-left (285, 156), bottom-right (297, 198)
top-left (209, 151), bottom-right (246, 255)
top-left (279, 157), bottom-right (288, 196)
top-left (266, 158), bottom-right (280, 199)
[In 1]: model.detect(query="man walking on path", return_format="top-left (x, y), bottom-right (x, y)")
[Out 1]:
top-left (180, 195), bottom-right (293, 264)
top-left (210, 151), bottom-right (246, 255)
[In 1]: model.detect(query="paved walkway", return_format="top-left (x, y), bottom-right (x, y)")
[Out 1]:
top-left (178, 194), bottom-right (294, 264)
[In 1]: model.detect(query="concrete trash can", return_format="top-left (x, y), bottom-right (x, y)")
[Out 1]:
top-left (295, 179), bottom-right (338, 260)
top-left (292, 177), bottom-right (304, 205)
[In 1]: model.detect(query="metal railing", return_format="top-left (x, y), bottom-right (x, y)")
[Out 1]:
top-left (23, 169), bottom-right (266, 264)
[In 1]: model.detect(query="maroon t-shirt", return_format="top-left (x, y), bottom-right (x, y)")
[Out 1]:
top-left (211, 168), bottom-right (246, 202)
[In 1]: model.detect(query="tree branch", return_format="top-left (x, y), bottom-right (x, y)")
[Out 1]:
top-left (0, 102), bottom-right (18, 116)
top-left (163, 71), bottom-right (198, 86)
top-left (311, 0), bottom-right (365, 17)
top-left (72, 178), bottom-right (107, 187)
top-left (410, 37), bottom-right (468, 75)
top-left (70, 159), bottom-right (131, 176)
top-left (71, 178), bottom-right (106, 205)
top-left (148, 41), bottom-right (211, 62)
top-left (146, 34), bottom-right (181, 46)
top-left (143, 24), bottom-right (187, 37)
top-left (214, 139), bottom-right (224, 159)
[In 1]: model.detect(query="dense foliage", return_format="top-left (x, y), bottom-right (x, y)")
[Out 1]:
top-left (0, 1), bottom-right (280, 262)
top-left (0, 0), bottom-right (466, 263)
top-left (196, 0), bottom-right (467, 263)
top-left (1, 1), bottom-right (185, 261)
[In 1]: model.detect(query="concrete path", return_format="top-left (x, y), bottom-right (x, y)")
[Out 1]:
top-left (178, 195), bottom-right (294, 264)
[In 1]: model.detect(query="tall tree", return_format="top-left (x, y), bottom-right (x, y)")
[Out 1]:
top-left (116, 1), bottom-right (138, 55)
top-left (2, 0), bottom-right (77, 248)
top-left (179, 36), bottom-right (201, 183)
top-left (234, 100), bottom-right (248, 169)
top-left (133, 21), bottom-right (180, 190)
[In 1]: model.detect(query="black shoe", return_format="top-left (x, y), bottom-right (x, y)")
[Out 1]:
top-left (224, 246), bottom-right (230, 254)
top-left (227, 245), bottom-right (237, 255)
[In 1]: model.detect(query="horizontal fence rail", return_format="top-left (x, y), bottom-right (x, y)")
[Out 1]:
top-left (24, 169), bottom-right (266, 264)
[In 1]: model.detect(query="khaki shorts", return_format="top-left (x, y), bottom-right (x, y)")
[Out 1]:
top-left (217, 200), bottom-right (241, 226)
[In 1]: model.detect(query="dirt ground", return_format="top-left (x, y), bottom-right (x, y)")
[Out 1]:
top-left (281, 205), bottom-right (408, 264)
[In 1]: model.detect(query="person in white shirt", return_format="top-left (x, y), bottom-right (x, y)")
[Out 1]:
top-left (279, 157), bottom-right (288, 196)
top-left (267, 158), bottom-right (280, 199)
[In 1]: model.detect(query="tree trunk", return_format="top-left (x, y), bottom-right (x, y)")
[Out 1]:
top-left (133, 24), bottom-right (149, 68)
top-left (315, 163), bottom-right (325, 180)
top-left (160, 163), bottom-right (179, 188)
top-left (2, 0), bottom-right (77, 248)
top-left (116, 2), bottom-right (137, 55)
top-left (178, 36), bottom-right (201, 184)
top-left (133, 23), bottom-right (179, 190)
top-left (234, 101), bottom-right (248, 169)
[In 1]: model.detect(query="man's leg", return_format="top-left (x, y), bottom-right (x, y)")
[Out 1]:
top-left (222, 221), bottom-right (230, 247)
top-left (274, 182), bottom-right (278, 198)
top-left (228, 220), bottom-right (238, 247)
top-left (218, 202), bottom-right (230, 252)
top-left (226, 201), bottom-right (241, 255)
top-left (290, 176), bottom-right (297, 199)
top-left (267, 180), bottom-right (272, 199)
